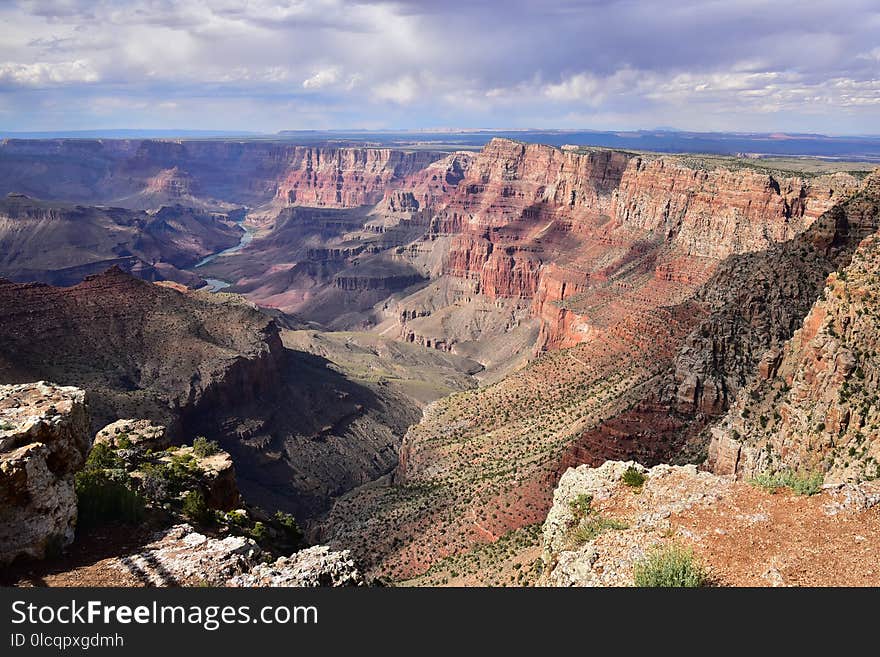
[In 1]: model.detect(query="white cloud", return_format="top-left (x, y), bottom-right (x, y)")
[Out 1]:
top-left (543, 73), bottom-right (602, 102)
top-left (302, 67), bottom-right (340, 89)
top-left (0, 59), bottom-right (98, 86)
top-left (373, 75), bottom-right (419, 104)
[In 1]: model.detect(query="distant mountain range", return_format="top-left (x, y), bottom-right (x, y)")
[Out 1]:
top-left (4, 128), bottom-right (879, 161)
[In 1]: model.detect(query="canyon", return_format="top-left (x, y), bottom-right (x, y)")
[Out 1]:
top-left (0, 136), bottom-right (878, 586)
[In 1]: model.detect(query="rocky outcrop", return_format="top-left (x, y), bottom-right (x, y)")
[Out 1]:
top-left (0, 382), bottom-right (90, 565)
top-left (114, 524), bottom-right (365, 587)
top-left (538, 461), bottom-right (731, 587)
top-left (115, 524), bottom-right (261, 586)
top-left (708, 219), bottom-right (880, 483)
top-left (228, 546), bottom-right (366, 587)
top-left (94, 419), bottom-right (169, 450)
top-left (174, 446), bottom-right (239, 511)
top-left (538, 458), bottom-right (880, 587)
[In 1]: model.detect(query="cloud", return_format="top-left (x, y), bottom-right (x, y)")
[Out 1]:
top-left (0, 0), bottom-right (878, 132)
top-left (0, 59), bottom-right (99, 86)
top-left (373, 76), bottom-right (420, 104)
top-left (303, 67), bottom-right (341, 90)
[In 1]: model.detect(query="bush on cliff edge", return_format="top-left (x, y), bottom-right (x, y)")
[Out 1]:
top-left (633, 544), bottom-right (708, 587)
top-left (75, 444), bottom-right (145, 527)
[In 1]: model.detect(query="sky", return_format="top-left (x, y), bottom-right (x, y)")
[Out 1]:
top-left (0, 0), bottom-right (878, 134)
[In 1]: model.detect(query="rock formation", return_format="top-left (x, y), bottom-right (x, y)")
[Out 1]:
top-left (94, 419), bottom-right (169, 450)
top-left (273, 147), bottom-right (441, 209)
top-left (0, 194), bottom-right (243, 286)
top-left (228, 545), bottom-right (365, 587)
top-left (0, 382), bottom-right (90, 565)
top-left (111, 524), bottom-right (365, 587)
top-left (318, 143), bottom-right (873, 581)
top-left (537, 459), bottom-right (880, 587)
top-left (708, 180), bottom-right (880, 482)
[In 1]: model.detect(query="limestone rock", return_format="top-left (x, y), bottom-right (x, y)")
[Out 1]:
top-left (227, 545), bottom-right (366, 587)
top-left (113, 524), bottom-right (365, 587)
top-left (94, 419), bottom-right (169, 450)
top-left (0, 382), bottom-right (90, 565)
top-left (115, 524), bottom-right (261, 586)
top-left (177, 445), bottom-right (240, 511)
top-left (539, 460), bottom-right (732, 587)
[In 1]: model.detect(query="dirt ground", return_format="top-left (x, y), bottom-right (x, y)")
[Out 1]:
top-left (673, 484), bottom-right (880, 587)
top-left (2, 523), bottom-right (154, 587)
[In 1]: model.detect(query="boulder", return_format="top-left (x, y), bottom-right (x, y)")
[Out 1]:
top-left (113, 524), bottom-right (365, 587)
top-left (227, 545), bottom-right (366, 587)
top-left (0, 382), bottom-right (90, 564)
top-left (94, 419), bottom-right (169, 450)
top-left (114, 524), bottom-right (261, 586)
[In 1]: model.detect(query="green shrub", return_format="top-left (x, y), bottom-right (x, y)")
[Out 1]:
top-left (569, 493), bottom-right (593, 518)
top-left (144, 452), bottom-right (205, 497)
top-left (224, 509), bottom-right (249, 527)
top-left (192, 436), bottom-right (220, 458)
top-left (572, 516), bottom-right (629, 544)
top-left (84, 442), bottom-right (126, 471)
top-left (75, 468), bottom-right (145, 527)
top-left (751, 470), bottom-right (823, 496)
top-left (140, 451), bottom-right (205, 502)
top-left (633, 545), bottom-right (708, 587)
top-left (248, 521), bottom-right (268, 543)
top-left (75, 442), bottom-right (145, 526)
top-left (621, 466), bottom-right (647, 489)
top-left (182, 490), bottom-right (211, 524)
top-left (273, 511), bottom-right (303, 548)
top-left (139, 462), bottom-right (171, 502)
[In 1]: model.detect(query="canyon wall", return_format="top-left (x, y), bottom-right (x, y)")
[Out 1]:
top-left (0, 138), bottom-right (445, 210)
top-left (709, 172), bottom-right (880, 482)
top-left (273, 147), bottom-right (441, 209)
top-left (386, 139), bottom-right (859, 359)
top-left (0, 194), bottom-right (243, 286)
top-left (320, 141), bottom-right (873, 580)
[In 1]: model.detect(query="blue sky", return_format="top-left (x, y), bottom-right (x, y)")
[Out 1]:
top-left (1, 0), bottom-right (878, 134)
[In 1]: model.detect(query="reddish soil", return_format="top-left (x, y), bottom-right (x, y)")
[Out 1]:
top-left (674, 485), bottom-right (880, 586)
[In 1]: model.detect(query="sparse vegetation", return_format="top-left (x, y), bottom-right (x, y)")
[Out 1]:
top-left (567, 493), bottom-right (629, 545)
top-left (569, 493), bottom-right (594, 518)
top-left (192, 436), bottom-right (220, 458)
top-left (182, 490), bottom-right (211, 524)
top-left (751, 470), bottom-right (824, 496)
top-left (75, 444), bottom-right (145, 527)
top-left (633, 545), bottom-right (708, 587)
top-left (273, 511), bottom-right (303, 549)
top-left (621, 466), bottom-right (647, 489)
top-left (572, 516), bottom-right (629, 544)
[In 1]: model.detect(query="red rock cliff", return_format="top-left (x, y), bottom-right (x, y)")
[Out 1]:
top-left (274, 147), bottom-right (444, 209)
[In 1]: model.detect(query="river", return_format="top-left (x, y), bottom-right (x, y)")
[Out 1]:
top-left (194, 214), bottom-right (255, 292)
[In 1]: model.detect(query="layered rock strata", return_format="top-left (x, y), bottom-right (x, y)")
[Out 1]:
top-left (0, 382), bottom-right (90, 564)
